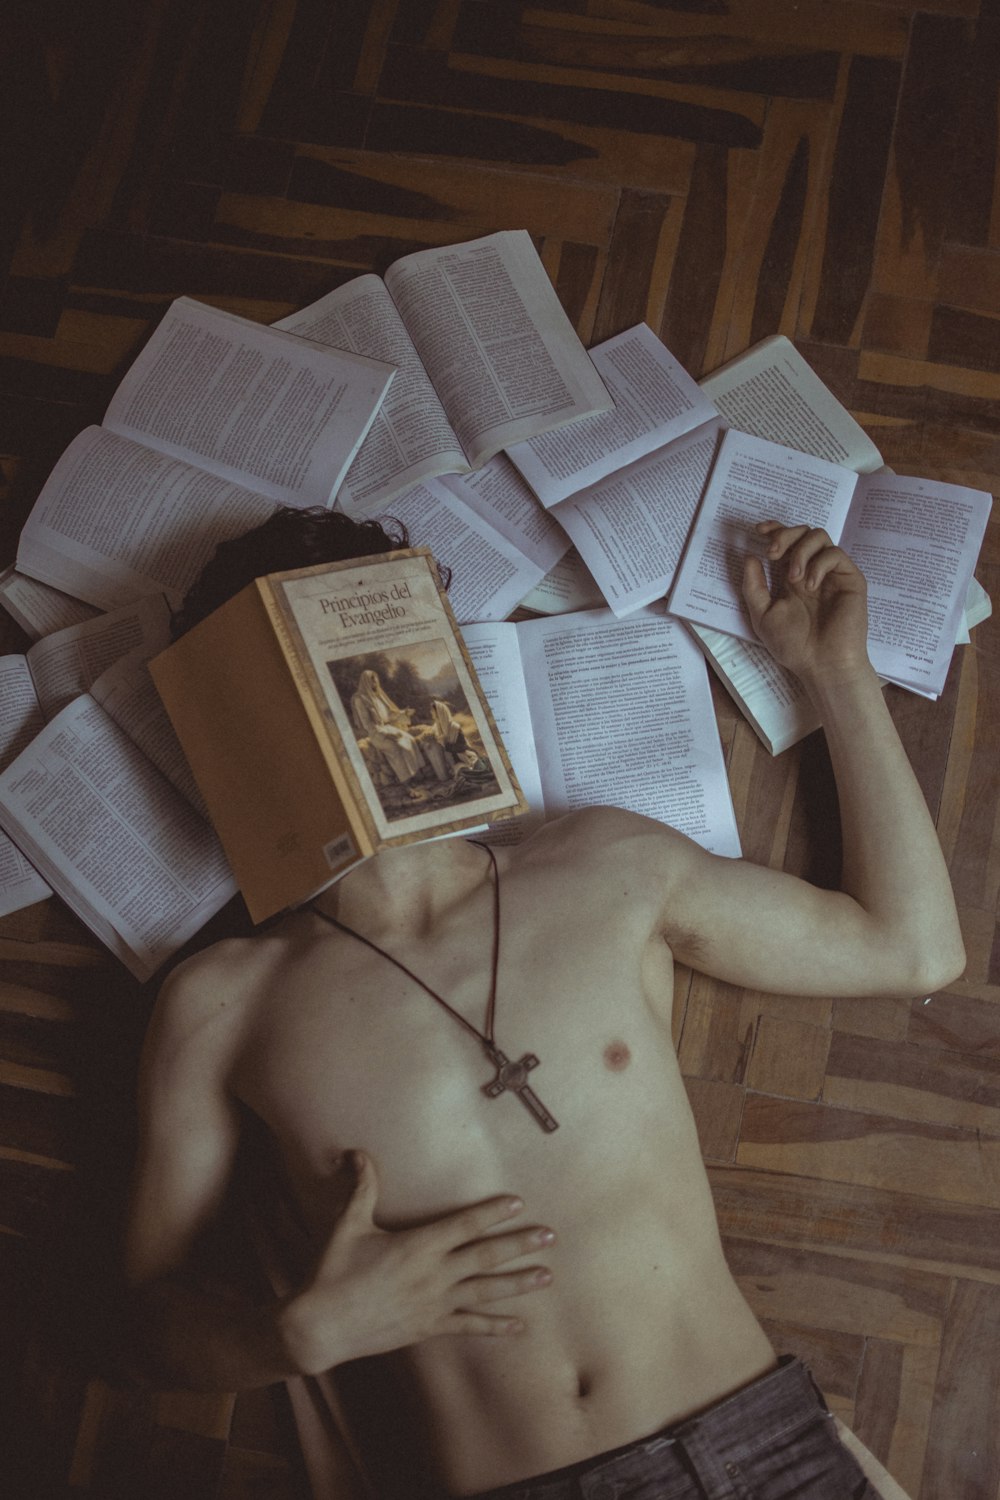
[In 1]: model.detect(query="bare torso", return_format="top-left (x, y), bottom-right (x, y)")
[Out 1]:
top-left (223, 818), bottom-right (775, 1494)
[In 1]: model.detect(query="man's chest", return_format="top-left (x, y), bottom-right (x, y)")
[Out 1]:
top-left (231, 924), bottom-right (685, 1225)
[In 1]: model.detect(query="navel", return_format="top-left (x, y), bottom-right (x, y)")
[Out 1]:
top-left (603, 1040), bottom-right (631, 1072)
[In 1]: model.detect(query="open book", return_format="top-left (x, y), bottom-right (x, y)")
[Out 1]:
top-left (0, 598), bottom-right (174, 920)
top-left (668, 425), bottom-right (992, 699)
top-left (505, 321), bottom-right (725, 617)
top-left (150, 548), bottom-right (526, 923)
top-left (379, 454), bottom-right (572, 624)
top-left (0, 564), bottom-right (101, 641)
top-left (505, 320), bottom-right (718, 510)
top-left (0, 601), bottom-right (236, 967)
top-left (273, 231), bottom-right (613, 514)
top-left (15, 296), bottom-right (395, 611)
top-left (461, 607), bottom-right (741, 858)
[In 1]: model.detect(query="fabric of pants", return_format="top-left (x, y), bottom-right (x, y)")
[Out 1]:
top-left (461, 1356), bottom-right (884, 1500)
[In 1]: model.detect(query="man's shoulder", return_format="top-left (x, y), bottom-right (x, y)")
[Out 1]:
top-left (509, 808), bottom-right (699, 901)
top-left (149, 929), bottom-right (289, 1056)
top-left (522, 806), bottom-right (691, 863)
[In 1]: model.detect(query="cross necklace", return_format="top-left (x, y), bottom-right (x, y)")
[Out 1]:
top-left (311, 842), bottom-right (559, 1133)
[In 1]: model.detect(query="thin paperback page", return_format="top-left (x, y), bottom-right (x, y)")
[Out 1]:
top-left (460, 621), bottom-right (544, 844)
top-left (700, 335), bottom-right (883, 473)
top-left (0, 566), bottom-right (100, 641)
top-left (0, 697), bottom-right (236, 980)
top-left (0, 657), bottom-right (46, 767)
top-left (104, 297), bottom-right (394, 507)
top-left (514, 608), bottom-right (741, 857)
top-left (26, 594), bottom-right (173, 720)
top-left (0, 825), bottom-right (49, 917)
top-left (0, 656), bottom-right (52, 915)
top-left (274, 278), bottom-right (466, 514)
top-left (16, 427), bottom-right (275, 609)
top-left (840, 473), bottom-right (993, 696)
top-left (516, 549), bottom-right (605, 616)
top-left (553, 419), bottom-right (723, 618)
top-left (506, 322), bottom-right (717, 507)
top-left (442, 454), bottom-right (570, 575)
top-left (669, 429), bottom-right (858, 643)
top-left (90, 656), bottom-right (210, 818)
top-left (378, 479), bottom-right (546, 624)
top-left (685, 623), bottom-right (821, 756)
top-left (384, 230), bottom-right (612, 468)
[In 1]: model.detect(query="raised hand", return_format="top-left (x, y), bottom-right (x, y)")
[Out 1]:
top-left (742, 521), bottom-right (871, 686)
top-left (280, 1152), bottom-right (554, 1375)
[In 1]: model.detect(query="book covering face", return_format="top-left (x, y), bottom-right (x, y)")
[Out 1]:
top-left (151, 548), bottom-right (526, 922)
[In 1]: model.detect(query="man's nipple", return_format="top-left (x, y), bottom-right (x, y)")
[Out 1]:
top-left (603, 1040), bottom-right (631, 1071)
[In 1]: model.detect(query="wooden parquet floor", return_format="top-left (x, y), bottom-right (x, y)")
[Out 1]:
top-left (1, 2), bottom-right (998, 1497)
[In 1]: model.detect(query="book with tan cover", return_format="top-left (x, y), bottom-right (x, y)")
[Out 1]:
top-left (150, 548), bottom-right (525, 922)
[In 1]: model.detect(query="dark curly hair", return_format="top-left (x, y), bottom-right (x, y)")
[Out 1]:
top-left (170, 505), bottom-right (443, 639)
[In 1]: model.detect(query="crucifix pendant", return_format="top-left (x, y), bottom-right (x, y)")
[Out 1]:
top-left (483, 1044), bottom-right (559, 1133)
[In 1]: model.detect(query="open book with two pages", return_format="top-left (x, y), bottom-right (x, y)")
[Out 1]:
top-left (0, 595), bottom-right (231, 954)
top-left (272, 229), bottom-right (613, 513)
top-left (17, 296), bottom-right (395, 611)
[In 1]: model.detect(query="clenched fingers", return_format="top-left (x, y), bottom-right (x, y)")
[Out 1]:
top-left (754, 521), bottom-right (862, 591)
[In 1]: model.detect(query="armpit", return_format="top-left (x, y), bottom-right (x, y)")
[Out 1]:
top-left (659, 921), bottom-right (706, 966)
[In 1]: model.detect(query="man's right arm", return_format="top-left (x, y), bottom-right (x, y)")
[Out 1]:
top-left (124, 951), bottom-right (554, 1392)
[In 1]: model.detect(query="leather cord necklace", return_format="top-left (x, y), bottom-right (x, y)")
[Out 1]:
top-left (311, 842), bottom-right (558, 1133)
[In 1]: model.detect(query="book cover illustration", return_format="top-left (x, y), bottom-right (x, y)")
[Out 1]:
top-left (330, 645), bottom-right (501, 824)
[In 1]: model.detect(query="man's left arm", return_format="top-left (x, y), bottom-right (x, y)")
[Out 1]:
top-left (655, 523), bottom-right (966, 1000)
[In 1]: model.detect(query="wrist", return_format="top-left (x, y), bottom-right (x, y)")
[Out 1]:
top-left (276, 1287), bottom-right (351, 1377)
top-left (797, 657), bottom-right (881, 705)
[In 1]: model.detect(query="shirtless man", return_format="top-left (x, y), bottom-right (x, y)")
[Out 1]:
top-left (125, 511), bottom-right (965, 1499)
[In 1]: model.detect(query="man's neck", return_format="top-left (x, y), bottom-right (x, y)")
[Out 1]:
top-left (312, 837), bottom-right (494, 942)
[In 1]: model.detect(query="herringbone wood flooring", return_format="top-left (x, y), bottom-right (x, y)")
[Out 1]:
top-left (1, 3), bottom-right (998, 1497)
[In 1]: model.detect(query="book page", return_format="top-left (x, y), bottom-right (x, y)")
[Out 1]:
top-left (554, 419), bottom-right (723, 618)
top-left (385, 231), bottom-right (612, 468)
top-left (685, 623), bottom-right (821, 755)
top-left (0, 697), bottom-right (236, 979)
top-left (379, 480), bottom-right (546, 624)
top-left (514, 608), bottom-right (741, 856)
top-left (0, 656), bottom-right (52, 915)
top-left (25, 594), bottom-right (172, 720)
top-left (669, 429), bottom-right (858, 642)
top-left (0, 566), bottom-right (100, 641)
top-left (103, 297), bottom-right (394, 507)
top-left (701, 335), bottom-right (883, 474)
top-left (517, 550), bottom-right (605, 616)
top-left (90, 655), bottom-right (209, 818)
top-left (16, 426), bottom-right (275, 608)
top-left (461, 622), bottom-right (544, 845)
top-left (0, 823), bottom-right (50, 917)
top-left (956, 576), bottom-right (992, 642)
top-left (441, 454), bottom-right (570, 574)
top-left (275, 277), bottom-right (466, 514)
top-left (506, 323), bottom-right (717, 507)
top-left (841, 473), bottom-right (992, 695)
